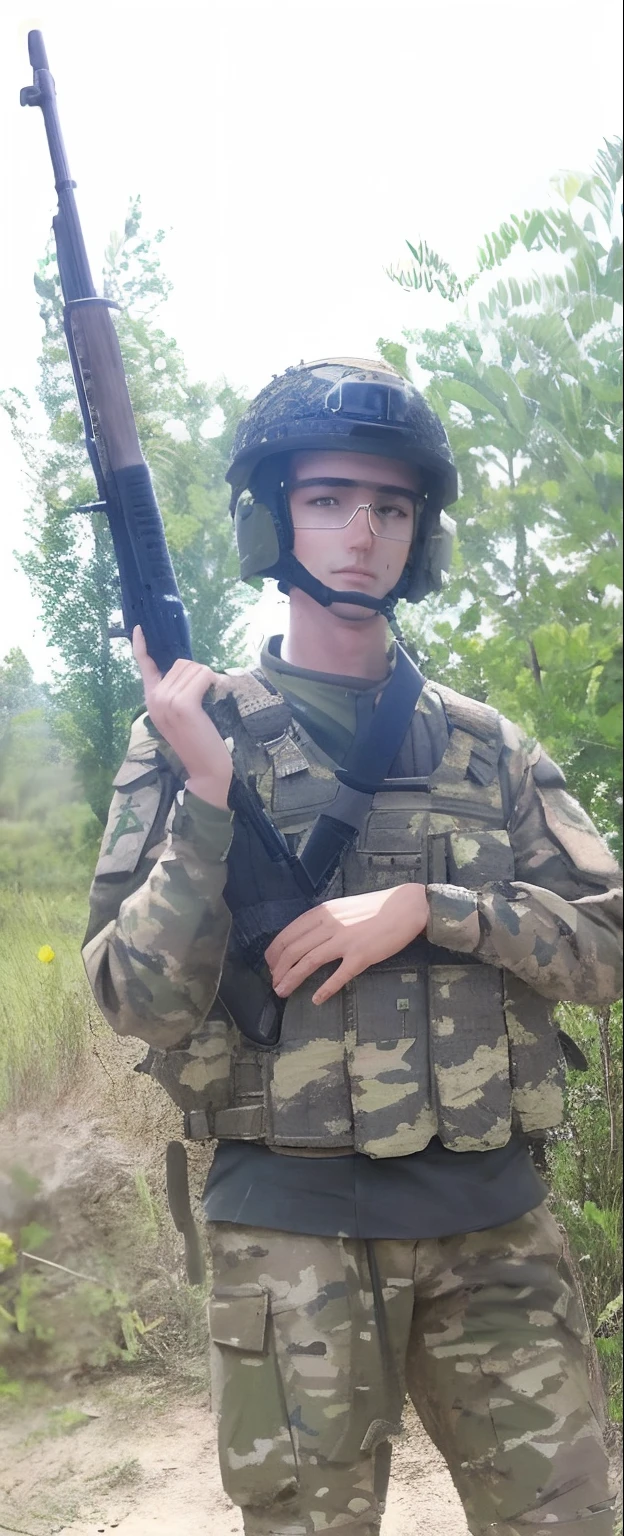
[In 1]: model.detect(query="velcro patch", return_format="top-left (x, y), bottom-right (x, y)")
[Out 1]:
top-left (97, 774), bottom-right (161, 875)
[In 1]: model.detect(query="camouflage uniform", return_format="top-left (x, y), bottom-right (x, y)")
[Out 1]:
top-left (82, 664), bottom-right (622, 1534)
top-left (208, 1206), bottom-right (614, 1535)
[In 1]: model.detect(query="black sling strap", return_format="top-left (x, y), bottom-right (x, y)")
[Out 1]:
top-left (297, 645), bottom-right (425, 895)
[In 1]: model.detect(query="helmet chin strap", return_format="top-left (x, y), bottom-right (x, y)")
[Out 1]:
top-left (275, 551), bottom-right (404, 627)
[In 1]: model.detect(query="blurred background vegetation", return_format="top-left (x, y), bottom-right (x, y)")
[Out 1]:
top-left (1, 141), bottom-right (621, 1421)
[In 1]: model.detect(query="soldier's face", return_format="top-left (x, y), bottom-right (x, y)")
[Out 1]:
top-left (289, 450), bottom-right (419, 620)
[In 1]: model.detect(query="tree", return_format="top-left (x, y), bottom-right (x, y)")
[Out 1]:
top-left (3, 199), bottom-right (251, 823)
top-left (381, 137), bottom-right (622, 855)
top-left (0, 649), bottom-right (45, 735)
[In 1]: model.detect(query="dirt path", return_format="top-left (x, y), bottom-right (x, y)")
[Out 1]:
top-left (2, 1381), bottom-right (466, 1536)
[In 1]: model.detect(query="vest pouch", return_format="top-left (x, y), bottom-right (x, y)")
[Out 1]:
top-left (209, 1285), bottom-right (299, 1507)
top-left (429, 965), bottom-right (512, 1151)
top-left (149, 1010), bottom-right (237, 1121)
top-left (346, 851), bottom-right (428, 897)
top-left (348, 962), bottom-right (437, 1157)
top-left (446, 828), bottom-right (515, 886)
top-left (504, 973), bottom-right (565, 1132)
top-left (266, 973), bottom-right (353, 1148)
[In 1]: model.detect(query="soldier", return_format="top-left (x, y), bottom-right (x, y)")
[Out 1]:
top-left (82, 359), bottom-right (622, 1536)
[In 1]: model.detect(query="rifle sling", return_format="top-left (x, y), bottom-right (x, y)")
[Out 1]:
top-left (297, 645), bottom-right (425, 895)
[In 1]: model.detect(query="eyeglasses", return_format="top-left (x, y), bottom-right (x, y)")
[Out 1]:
top-left (289, 490), bottom-right (424, 544)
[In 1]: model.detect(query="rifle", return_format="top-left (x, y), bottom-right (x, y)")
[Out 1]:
top-left (20, 32), bottom-right (425, 1048)
top-left (19, 30), bottom-right (311, 1034)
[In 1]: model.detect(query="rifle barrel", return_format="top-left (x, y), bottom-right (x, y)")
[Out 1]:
top-left (22, 30), bottom-right (95, 299)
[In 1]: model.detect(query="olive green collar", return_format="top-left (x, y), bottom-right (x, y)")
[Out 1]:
top-left (260, 635), bottom-right (394, 766)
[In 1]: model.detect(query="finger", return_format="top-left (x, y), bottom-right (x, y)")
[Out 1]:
top-left (155, 660), bottom-right (217, 711)
top-left (312, 958), bottom-right (359, 1005)
top-left (265, 908), bottom-right (327, 968)
top-left (268, 921), bottom-right (329, 984)
top-left (273, 937), bottom-right (344, 998)
top-left (132, 626), bottom-right (163, 689)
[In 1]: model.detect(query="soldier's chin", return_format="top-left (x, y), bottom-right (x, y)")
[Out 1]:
top-left (328, 598), bottom-right (381, 623)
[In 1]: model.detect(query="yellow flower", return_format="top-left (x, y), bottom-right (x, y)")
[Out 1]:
top-left (37, 945), bottom-right (55, 964)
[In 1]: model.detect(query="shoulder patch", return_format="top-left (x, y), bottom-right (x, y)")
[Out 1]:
top-left (97, 773), bottom-right (162, 875)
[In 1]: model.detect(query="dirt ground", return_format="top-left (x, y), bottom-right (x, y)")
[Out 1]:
top-left (1, 1384), bottom-right (466, 1536)
top-left (0, 1034), bottom-right (467, 1536)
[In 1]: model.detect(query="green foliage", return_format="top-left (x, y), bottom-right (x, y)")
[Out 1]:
top-left (546, 1001), bottom-right (622, 1420)
top-left (391, 139), bottom-right (622, 854)
top-left (388, 137), bottom-right (622, 306)
top-left (0, 1234), bottom-right (18, 1274)
top-left (0, 1252), bottom-right (163, 1378)
top-left (0, 1159), bottom-right (205, 1394)
top-left (0, 705), bottom-right (102, 889)
top-left (0, 649), bottom-right (47, 733)
top-left (2, 197), bottom-right (252, 824)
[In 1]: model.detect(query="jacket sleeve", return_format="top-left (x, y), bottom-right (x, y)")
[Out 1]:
top-left (426, 722), bottom-right (623, 1004)
top-left (81, 713), bottom-right (234, 1049)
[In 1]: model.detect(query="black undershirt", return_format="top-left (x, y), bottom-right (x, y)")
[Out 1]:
top-left (203, 642), bottom-right (546, 1238)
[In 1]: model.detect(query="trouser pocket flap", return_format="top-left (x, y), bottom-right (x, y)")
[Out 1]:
top-left (209, 1285), bottom-right (268, 1350)
top-left (209, 1284), bottom-right (299, 1508)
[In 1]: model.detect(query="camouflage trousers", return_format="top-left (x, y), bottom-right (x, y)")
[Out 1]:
top-left (207, 1203), bottom-right (615, 1536)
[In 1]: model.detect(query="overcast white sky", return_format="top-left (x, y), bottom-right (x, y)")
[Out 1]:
top-left (1, 0), bottom-right (622, 679)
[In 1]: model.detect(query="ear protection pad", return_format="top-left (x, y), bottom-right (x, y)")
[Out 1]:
top-left (234, 493), bottom-right (282, 582)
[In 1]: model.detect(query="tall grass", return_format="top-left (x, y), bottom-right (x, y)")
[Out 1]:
top-left (0, 889), bottom-right (94, 1112)
top-left (548, 1001), bottom-right (623, 1425)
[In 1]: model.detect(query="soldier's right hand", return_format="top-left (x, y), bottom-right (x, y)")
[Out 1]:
top-left (132, 627), bottom-right (233, 811)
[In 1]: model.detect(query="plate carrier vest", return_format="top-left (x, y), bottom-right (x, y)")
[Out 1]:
top-left (149, 671), bottom-right (565, 1156)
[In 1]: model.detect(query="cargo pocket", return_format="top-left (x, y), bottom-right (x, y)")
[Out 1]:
top-left (209, 1285), bottom-right (299, 1509)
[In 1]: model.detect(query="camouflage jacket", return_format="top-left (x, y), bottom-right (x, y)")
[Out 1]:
top-left (82, 669), bottom-right (622, 1156)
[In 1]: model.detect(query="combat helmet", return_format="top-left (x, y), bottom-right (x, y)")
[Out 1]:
top-left (226, 357), bottom-right (458, 622)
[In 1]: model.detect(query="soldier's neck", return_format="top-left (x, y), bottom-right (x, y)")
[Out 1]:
top-left (283, 590), bottom-right (391, 681)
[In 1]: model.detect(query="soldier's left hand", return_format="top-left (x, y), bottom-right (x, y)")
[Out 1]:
top-left (265, 885), bottom-right (429, 1004)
